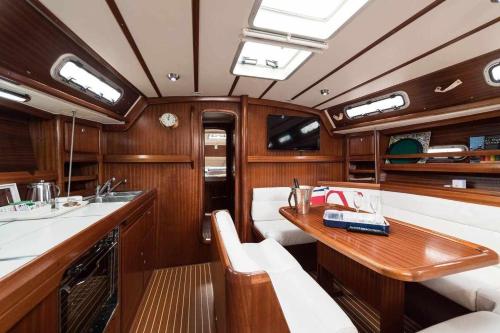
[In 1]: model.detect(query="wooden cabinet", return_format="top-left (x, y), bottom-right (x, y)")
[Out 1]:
top-left (120, 203), bottom-right (156, 332)
top-left (64, 122), bottom-right (100, 153)
top-left (348, 134), bottom-right (374, 156)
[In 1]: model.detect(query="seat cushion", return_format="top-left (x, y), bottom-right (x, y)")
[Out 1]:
top-left (421, 266), bottom-right (500, 312)
top-left (242, 238), bottom-right (301, 273)
top-left (252, 187), bottom-right (291, 221)
top-left (267, 267), bottom-right (357, 333)
top-left (418, 311), bottom-right (500, 333)
top-left (214, 211), bottom-right (261, 273)
top-left (253, 219), bottom-right (316, 246)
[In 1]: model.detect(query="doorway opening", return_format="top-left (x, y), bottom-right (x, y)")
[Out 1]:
top-left (201, 111), bottom-right (237, 243)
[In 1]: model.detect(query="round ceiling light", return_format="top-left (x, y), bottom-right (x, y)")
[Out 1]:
top-left (320, 89), bottom-right (330, 96)
top-left (167, 73), bottom-right (180, 82)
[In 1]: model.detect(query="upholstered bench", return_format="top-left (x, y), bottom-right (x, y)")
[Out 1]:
top-left (325, 184), bottom-right (500, 315)
top-left (418, 311), bottom-right (500, 333)
top-left (211, 210), bottom-right (357, 333)
top-left (251, 187), bottom-right (315, 246)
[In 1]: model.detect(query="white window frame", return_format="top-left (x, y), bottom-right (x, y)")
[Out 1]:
top-left (484, 58), bottom-right (500, 87)
top-left (344, 91), bottom-right (410, 119)
top-left (50, 54), bottom-right (123, 105)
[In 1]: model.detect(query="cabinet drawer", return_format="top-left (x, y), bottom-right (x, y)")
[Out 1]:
top-left (349, 135), bottom-right (374, 156)
top-left (64, 123), bottom-right (100, 153)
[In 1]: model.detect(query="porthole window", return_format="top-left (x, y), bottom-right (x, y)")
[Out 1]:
top-left (51, 54), bottom-right (123, 104)
top-left (484, 59), bottom-right (500, 87)
top-left (344, 91), bottom-right (409, 119)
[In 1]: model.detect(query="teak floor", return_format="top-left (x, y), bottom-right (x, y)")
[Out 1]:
top-left (130, 263), bottom-right (214, 333)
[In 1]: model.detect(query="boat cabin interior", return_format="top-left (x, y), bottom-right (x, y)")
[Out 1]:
top-left (1, 0), bottom-right (500, 332)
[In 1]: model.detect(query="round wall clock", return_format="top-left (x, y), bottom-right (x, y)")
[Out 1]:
top-left (159, 113), bottom-right (179, 128)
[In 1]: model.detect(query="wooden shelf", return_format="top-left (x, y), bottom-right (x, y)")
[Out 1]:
top-left (349, 155), bottom-right (375, 162)
top-left (64, 175), bottom-right (97, 182)
top-left (247, 155), bottom-right (343, 163)
top-left (381, 163), bottom-right (500, 174)
top-left (349, 169), bottom-right (375, 174)
top-left (0, 171), bottom-right (57, 184)
top-left (104, 154), bottom-right (192, 163)
top-left (382, 150), bottom-right (500, 159)
top-left (63, 188), bottom-right (95, 197)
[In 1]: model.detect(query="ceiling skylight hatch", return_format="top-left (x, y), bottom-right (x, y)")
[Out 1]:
top-left (231, 41), bottom-right (313, 80)
top-left (250, 0), bottom-right (370, 40)
top-left (484, 59), bottom-right (500, 86)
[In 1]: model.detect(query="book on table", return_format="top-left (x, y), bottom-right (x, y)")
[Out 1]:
top-left (323, 210), bottom-right (390, 236)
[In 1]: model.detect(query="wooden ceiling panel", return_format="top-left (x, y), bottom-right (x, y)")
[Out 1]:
top-left (115, 0), bottom-right (194, 97)
top-left (39, 0), bottom-right (157, 97)
top-left (321, 24), bottom-right (500, 110)
top-left (199, 0), bottom-right (255, 96)
top-left (0, 79), bottom-right (123, 124)
top-left (264, 0), bottom-right (436, 103)
top-left (0, 1), bottom-right (138, 115)
top-left (295, 0), bottom-right (500, 108)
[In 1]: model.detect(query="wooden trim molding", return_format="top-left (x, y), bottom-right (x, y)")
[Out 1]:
top-left (0, 98), bottom-right (53, 120)
top-left (228, 76), bottom-right (240, 96)
top-left (0, 171), bottom-right (57, 184)
top-left (258, 81), bottom-right (277, 99)
top-left (105, 0), bottom-right (162, 97)
top-left (318, 16), bottom-right (500, 109)
top-left (247, 155), bottom-right (343, 163)
top-left (192, 0), bottom-right (200, 93)
top-left (240, 95), bottom-right (249, 242)
top-left (103, 154), bottom-right (193, 163)
top-left (147, 96), bottom-right (241, 105)
top-left (317, 181), bottom-right (381, 190)
top-left (290, 0), bottom-right (446, 101)
top-left (103, 96), bottom-right (148, 131)
top-left (381, 182), bottom-right (500, 208)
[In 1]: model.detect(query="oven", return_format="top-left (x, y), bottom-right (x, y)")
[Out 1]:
top-left (59, 227), bottom-right (119, 333)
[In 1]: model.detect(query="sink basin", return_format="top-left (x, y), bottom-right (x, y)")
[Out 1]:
top-left (88, 191), bottom-right (143, 203)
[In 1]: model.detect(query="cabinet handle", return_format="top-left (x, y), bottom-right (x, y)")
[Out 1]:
top-left (144, 260), bottom-right (147, 264)
top-left (147, 211), bottom-right (151, 215)
top-left (140, 251), bottom-right (144, 256)
top-left (81, 128), bottom-right (86, 133)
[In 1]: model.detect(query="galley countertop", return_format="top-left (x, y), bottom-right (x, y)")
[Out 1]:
top-left (0, 189), bottom-right (157, 332)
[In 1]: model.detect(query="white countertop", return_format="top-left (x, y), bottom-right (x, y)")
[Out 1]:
top-left (0, 202), bottom-right (127, 279)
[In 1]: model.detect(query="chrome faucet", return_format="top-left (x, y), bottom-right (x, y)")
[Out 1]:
top-left (95, 177), bottom-right (116, 202)
top-left (109, 178), bottom-right (127, 193)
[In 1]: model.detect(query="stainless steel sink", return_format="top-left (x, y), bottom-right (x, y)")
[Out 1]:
top-left (88, 191), bottom-right (143, 203)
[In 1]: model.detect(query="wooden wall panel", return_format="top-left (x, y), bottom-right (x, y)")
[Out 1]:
top-left (104, 102), bottom-right (239, 267)
top-left (0, 112), bottom-right (37, 173)
top-left (329, 49), bottom-right (500, 128)
top-left (242, 103), bottom-right (344, 241)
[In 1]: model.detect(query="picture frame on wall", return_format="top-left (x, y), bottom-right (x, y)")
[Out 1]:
top-left (0, 183), bottom-right (21, 206)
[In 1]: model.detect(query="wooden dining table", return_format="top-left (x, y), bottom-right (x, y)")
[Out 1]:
top-left (280, 204), bottom-right (499, 333)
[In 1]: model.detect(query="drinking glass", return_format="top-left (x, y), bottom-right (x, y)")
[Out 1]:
top-left (369, 195), bottom-right (381, 216)
top-left (353, 192), bottom-right (363, 213)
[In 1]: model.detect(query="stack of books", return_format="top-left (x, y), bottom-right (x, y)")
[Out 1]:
top-left (323, 210), bottom-right (390, 236)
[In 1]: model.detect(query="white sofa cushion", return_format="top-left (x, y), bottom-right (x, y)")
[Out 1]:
top-left (253, 219), bottom-right (316, 246)
top-left (252, 187), bottom-right (315, 245)
top-left (214, 211), bottom-right (261, 273)
top-left (267, 267), bottom-right (357, 333)
top-left (418, 311), bottom-right (500, 333)
top-left (243, 238), bottom-right (301, 273)
top-left (381, 192), bottom-right (500, 312)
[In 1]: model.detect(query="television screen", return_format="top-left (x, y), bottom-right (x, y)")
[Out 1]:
top-left (267, 115), bottom-right (320, 150)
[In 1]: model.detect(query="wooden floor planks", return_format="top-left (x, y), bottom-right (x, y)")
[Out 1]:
top-left (130, 263), bottom-right (214, 333)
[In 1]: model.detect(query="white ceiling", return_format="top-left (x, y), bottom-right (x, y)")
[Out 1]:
top-left (38, 0), bottom-right (500, 110)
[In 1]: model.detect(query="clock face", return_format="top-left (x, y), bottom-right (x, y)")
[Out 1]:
top-left (159, 113), bottom-right (179, 128)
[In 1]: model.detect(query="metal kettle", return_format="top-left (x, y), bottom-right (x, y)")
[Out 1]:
top-left (27, 180), bottom-right (60, 204)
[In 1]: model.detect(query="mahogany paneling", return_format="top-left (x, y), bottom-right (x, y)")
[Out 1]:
top-left (0, 113), bottom-right (36, 172)
top-left (329, 49), bottom-right (500, 128)
top-left (104, 102), bottom-right (240, 267)
top-left (228, 76), bottom-right (240, 96)
top-left (7, 290), bottom-right (58, 333)
top-left (242, 102), bottom-right (343, 241)
top-left (0, 1), bottom-right (139, 115)
top-left (64, 122), bottom-right (100, 153)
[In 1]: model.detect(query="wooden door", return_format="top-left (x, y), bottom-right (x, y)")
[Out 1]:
top-left (348, 134), bottom-right (374, 156)
top-left (142, 208), bottom-right (155, 287)
top-left (64, 122), bottom-right (100, 153)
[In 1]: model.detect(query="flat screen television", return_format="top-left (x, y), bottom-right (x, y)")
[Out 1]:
top-left (267, 115), bottom-right (320, 150)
